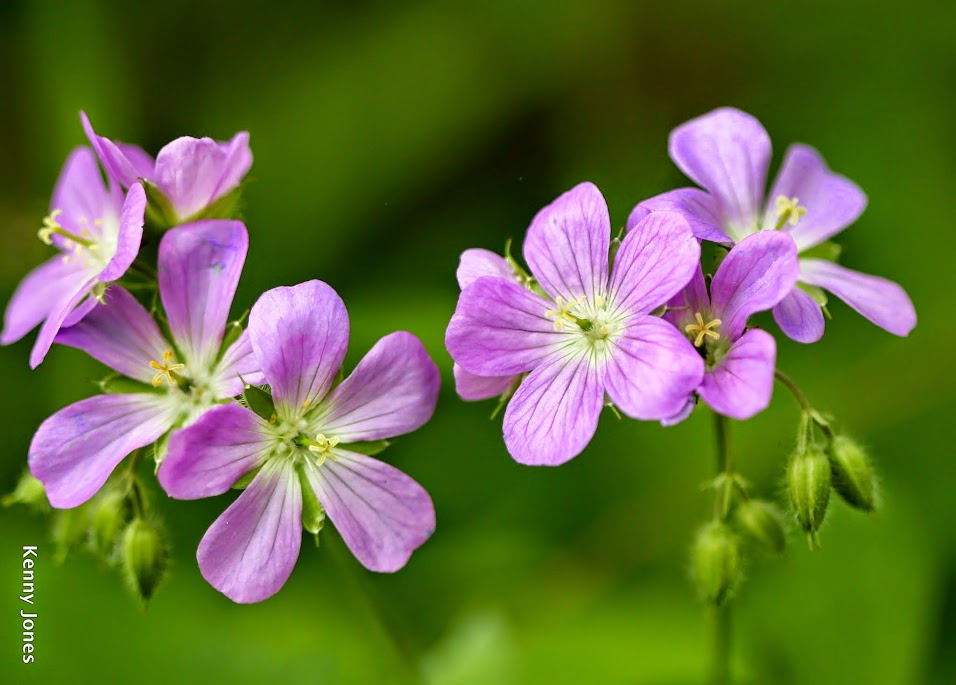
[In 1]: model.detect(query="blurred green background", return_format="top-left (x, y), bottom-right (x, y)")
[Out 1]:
top-left (0, 1), bottom-right (953, 683)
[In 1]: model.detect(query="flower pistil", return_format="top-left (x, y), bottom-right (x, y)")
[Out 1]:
top-left (686, 312), bottom-right (722, 347)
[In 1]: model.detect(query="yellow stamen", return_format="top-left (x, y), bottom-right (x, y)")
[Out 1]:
top-left (307, 433), bottom-right (340, 465)
top-left (148, 349), bottom-right (186, 387)
top-left (685, 312), bottom-right (722, 347)
top-left (774, 195), bottom-right (807, 229)
top-left (544, 295), bottom-right (586, 331)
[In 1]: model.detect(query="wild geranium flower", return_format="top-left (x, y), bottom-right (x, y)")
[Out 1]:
top-left (157, 280), bottom-right (439, 604)
top-left (29, 220), bottom-right (260, 508)
top-left (1, 147), bottom-right (146, 368)
top-left (445, 182), bottom-right (704, 466)
top-left (664, 231), bottom-right (798, 420)
top-left (633, 107), bottom-right (916, 343)
top-left (81, 111), bottom-right (252, 224)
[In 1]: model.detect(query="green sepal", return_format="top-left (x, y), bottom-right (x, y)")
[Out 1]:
top-left (141, 180), bottom-right (179, 231)
top-left (152, 431), bottom-right (172, 469)
top-left (121, 518), bottom-right (169, 603)
top-left (489, 375), bottom-right (523, 420)
top-left (800, 241), bottom-right (842, 263)
top-left (2, 471), bottom-right (49, 511)
top-left (182, 183), bottom-right (245, 223)
top-left (52, 506), bottom-right (91, 564)
top-left (828, 435), bottom-right (876, 511)
top-left (787, 449), bottom-right (832, 537)
top-left (216, 311), bottom-right (249, 368)
top-left (294, 461), bottom-right (326, 540)
top-left (692, 520), bottom-right (741, 606)
top-left (338, 440), bottom-right (390, 456)
top-left (91, 490), bottom-right (133, 561)
top-left (796, 282), bottom-right (829, 307)
top-left (231, 465), bottom-right (262, 491)
top-left (244, 384), bottom-right (276, 421)
top-left (99, 374), bottom-right (165, 395)
top-left (503, 238), bottom-right (534, 285)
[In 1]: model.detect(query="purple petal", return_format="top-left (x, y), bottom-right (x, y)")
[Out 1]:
top-left (211, 330), bottom-right (266, 397)
top-left (29, 393), bottom-right (179, 508)
top-left (627, 188), bottom-right (729, 243)
top-left (453, 364), bottom-right (517, 401)
top-left (153, 137), bottom-right (230, 219)
top-left (698, 329), bottom-right (776, 420)
top-left (664, 263), bottom-right (710, 330)
top-left (445, 276), bottom-right (561, 377)
top-left (305, 450), bottom-right (434, 573)
top-left (29, 275), bottom-right (97, 369)
top-left (197, 459), bottom-right (302, 603)
top-left (522, 182), bottom-right (610, 302)
top-left (312, 332), bottom-right (439, 442)
top-left (764, 144), bottom-right (867, 251)
top-left (159, 404), bottom-right (271, 500)
top-left (772, 287), bottom-right (825, 344)
top-left (210, 132), bottom-right (253, 201)
top-left (668, 107), bottom-right (771, 241)
top-left (158, 220), bottom-right (248, 369)
top-left (661, 397), bottom-right (696, 427)
top-left (502, 349), bottom-right (604, 466)
top-left (248, 280), bottom-right (349, 416)
top-left (799, 259), bottom-right (916, 336)
top-left (710, 230), bottom-right (799, 339)
top-left (609, 210), bottom-right (701, 315)
top-left (457, 248), bottom-right (515, 289)
top-left (51, 147), bottom-right (116, 236)
top-left (54, 286), bottom-right (169, 384)
top-left (605, 316), bottom-right (705, 420)
top-left (98, 182), bottom-right (146, 282)
top-left (2, 258), bottom-right (88, 345)
top-left (81, 112), bottom-right (150, 188)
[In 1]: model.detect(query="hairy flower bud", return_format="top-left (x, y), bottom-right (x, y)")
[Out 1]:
top-left (735, 500), bottom-right (787, 555)
top-left (92, 490), bottom-right (132, 559)
top-left (121, 518), bottom-right (169, 602)
top-left (828, 435), bottom-right (876, 512)
top-left (692, 521), bottom-right (741, 606)
top-left (788, 449), bottom-right (831, 538)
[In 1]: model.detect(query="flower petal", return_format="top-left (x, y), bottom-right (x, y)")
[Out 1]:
top-left (210, 131), bottom-right (253, 202)
top-left (29, 275), bottom-right (97, 369)
top-left (710, 230), bottom-right (799, 339)
top-left (1, 257), bottom-right (88, 345)
top-left (159, 220), bottom-right (248, 370)
top-left (248, 280), bottom-right (349, 416)
top-left (609, 210), bottom-right (700, 315)
top-left (772, 287), bottom-right (825, 344)
top-left (456, 248), bottom-right (515, 289)
top-left (81, 112), bottom-right (151, 188)
top-left (50, 147), bottom-right (116, 235)
top-left (453, 364), bottom-right (517, 401)
top-left (311, 332), bottom-right (439, 442)
top-left (159, 404), bottom-right (271, 500)
top-left (153, 137), bottom-right (231, 219)
top-left (98, 182), bottom-right (146, 282)
top-left (305, 450), bottom-right (434, 573)
top-left (197, 459), bottom-right (302, 603)
top-left (605, 315), bottom-right (705, 420)
top-left (211, 330), bottom-right (266, 397)
top-left (627, 188), bottom-right (729, 243)
top-left (522, 182), bottom-right (610, 301)
top-left (502, 349), bottom-right (604, 466)
top-left (764, 144), bottom-right (867, 251)
top-left (664, 263), bottom-right (710, 330)
top-left (29, 393), bottom-right (179, 508)
top-left (668, 107), bottom-right (771, 241)
top-left (799, 259), bottom-right (916, 336)
top-left (698, 329), bottom-right (776, 420)
top-left (54, 286), bottom-right (169, 384)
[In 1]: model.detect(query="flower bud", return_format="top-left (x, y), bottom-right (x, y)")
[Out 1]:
top-left (735, 500), bottom-right (787, 555)
top-left (52, 507), bottom-right (91, 564)
top-left (828, 435), bottom-right (876, 512)
top-left (121, 518), bottom-right (169, 602)
top-left (787, 449), bottom-right (831, 537)
top-left (692, 521), bottom-right (741, 606)
top-left (92, 491), bottom-right (132, 559)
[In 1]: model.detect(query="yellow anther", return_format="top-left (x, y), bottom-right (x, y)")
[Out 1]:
top-left (685, 312), bottom-right (722, 347)
top-left (545, 295), bottom-right (586, 332)
top-left (269, 413), bottom-right (277, 424)
top-left (148, 349), bottom-right (186, 387)
top-left (595, 294), bottom-right (606, 308)
top-left (599, 324), bottom-right (609, 336)
top-left (775, 195), bottom-right (807, 228)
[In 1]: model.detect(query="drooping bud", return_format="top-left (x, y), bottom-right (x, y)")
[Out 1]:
top-left (735, 500), bottom-right (787, 555)
top-left (692, 521), bottom-right (741, 606)
top-left (787, 449), bottom-right (831, 540)
top-left (91, 490), bottom-right (133, 559)
top-left (121, 518), bottom-right (169, 603)
top-left (2, 471), bottom-right (49, 511)
top-left (828, 435), bottom-right (876, 511)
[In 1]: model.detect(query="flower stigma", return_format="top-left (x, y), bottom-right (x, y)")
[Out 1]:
top-left (774, 196), bottom-right (807, 230)
top-left (149, 350), bottom-right (186, 387)
top-left (685, 312), bottom-right (722, 347)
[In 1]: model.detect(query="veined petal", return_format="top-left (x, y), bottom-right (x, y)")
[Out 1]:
top-left (50, 147), bottom-right (115, 236)
top-left (609, 210), bottom-right (700, 315)
top-left (305, 449), bottom-right (435, 573)
top-left (154, 136), bottom-right (230, 220)
top-left (98, 182), bottom-right (146, 282)
top-left (248, 280), bottom-right (349, 416)
top-left (605, 316), bottom-right (705, 420)
top-left (669, 107), bottom-right (771, 241)
top-left (664, 263), bottom-right (710, 330)
top-left (81, 112), bottom-right (149, 188)
top-left (159, 220), bottom-right (248, 370)
top-left (522, 182), bottom-right (610, 302)
top-left (212, 330), bottom-right (266, 398)
top-left (159, 404), bottom-right (272, 500)
top-left (698, 329), bottom-right (776, 420)
top-left (773, 287), bottom-right (825, 344)
top-left (453, 364), bottom-right (517, 401)
top-left (29, 275), bottom-right (97, 369)
top-left (628, 188), bottom-right (729, 243)
top-left (502, 348), bottom-right (604, 466)
top-left (197, 459), bottom-right (302, 604)
top-left (312, 332), bottom-right (439, 442)
top-left (29, 393), bottom-right (179, 508)
top-left (210, 131), bottom-right (253, 202)
top-left (710, 230), bottom-right (799, 340)
top-left (799, 259), bottom-right (916, 336)
top-left (764, 144), bottom-right (867, 251)
top-left (445, 276), bottom-right (561, 377)
top-left (1, 257), bottom-right (88, 345)
top-left (54, 286), bottom-right (169, 384)
top-left (456, 248), bottom-right (515, 289)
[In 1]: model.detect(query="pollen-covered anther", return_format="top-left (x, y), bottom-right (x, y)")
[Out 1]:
top-left (685, 312), bottom-right (722, 347)
top-left (148, 349), bottom-right (186, 387)
top-left (774, 195), bottom-right (807, 229)
top-left (545, 295), bottom-right (586, 331)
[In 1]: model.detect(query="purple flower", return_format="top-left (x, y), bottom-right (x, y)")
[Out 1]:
top-left (446, 182), bottom-right (704, 466)
top-left (665, 231), bottom-right (799, 420)
top-left (633, 107), bottom-right (916, 343)
top-left (1, 147), bottom-right (146, 368)
top-left (81, 111), bottom-right (252, 223)
top-left (29, 220), bottom-right (260, 508)
top-left (157, 280), bottom-right (440, 604)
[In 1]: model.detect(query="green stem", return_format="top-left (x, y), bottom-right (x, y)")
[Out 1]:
top-left (774, 369), bottom-right (834, 441)
top-left (126, 449), bottom-right (145, 518)
top-left (710, 604), bottom-right (731, 685)
top-left (130, 259), bottom-right (158, 280)
top-left (711, 412), bottom-right (733, 684)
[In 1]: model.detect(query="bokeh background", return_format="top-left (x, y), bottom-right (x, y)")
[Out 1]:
top-left (1, 1), bottom-right (953, 683)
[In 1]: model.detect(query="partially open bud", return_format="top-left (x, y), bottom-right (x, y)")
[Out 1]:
top-left (788, 449), bottom-right (831, 538)
top-left (121, 518), bottom-right (169, 603)
top-left (692, 521), bottom-right (741, 606)
top-left (828, 435), bottom-right (876, 512)
top-left (735, 500), bottom-right (787, 555)
top-left (92, 491), bottom-right (133, 559)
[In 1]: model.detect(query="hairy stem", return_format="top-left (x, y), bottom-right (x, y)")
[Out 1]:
top-left (711, 412), bottom-right (733, 684)
top-left (775, 368), bottom-right (834, 441)
top-left (711, 603), bottom-right (731, 685)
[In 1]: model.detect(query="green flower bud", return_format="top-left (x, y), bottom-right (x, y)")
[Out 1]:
top-left (2, 471), bottom-right (49, 511)
top-left (828, 435), bottom-right (876, 512)
top-left (121, 519), bottom-right (169, 603)
top-left (52, 507), bottom-right (91, 564)
top-left (788, 449), bottom-right (831, 537)
top-left (91, 491), bottom-right (133, 559)
top-left (692, 521), bottom-right (741, 606)
top-left (735, 500), bottom-right (787, 555)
